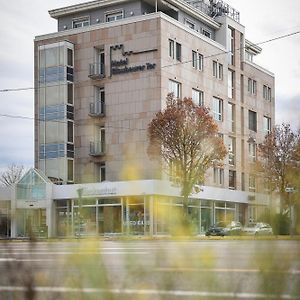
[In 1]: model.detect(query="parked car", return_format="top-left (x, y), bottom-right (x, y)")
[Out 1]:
top-left (223, 221), bottom-right (243, 236)
top-left (242, 222), bottom-right (273, 236)
top-left (205, 222), bottom-right (227, 237)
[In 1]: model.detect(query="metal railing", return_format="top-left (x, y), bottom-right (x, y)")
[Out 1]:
top-left (90, 141), bottom-right (105, 156)
top-left (89, 101), bottom-right (105, 116)
top-left (89, 63), bottom-right (105, 79)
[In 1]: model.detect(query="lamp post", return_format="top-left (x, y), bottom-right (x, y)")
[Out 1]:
top-left (285, 187), bottom-right (295, 237)
top-left (76, 188), bottom-right (83, 238)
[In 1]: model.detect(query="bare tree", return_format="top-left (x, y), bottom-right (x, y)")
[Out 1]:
top-left (0, 164), bottom-right (24, 186)
top-left (148, 94), bottom-right (227, 222)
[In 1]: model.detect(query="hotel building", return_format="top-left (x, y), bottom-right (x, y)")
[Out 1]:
top-left (0, 0), bottom-right (275, 238)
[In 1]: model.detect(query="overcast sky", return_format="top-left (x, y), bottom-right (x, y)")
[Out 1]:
top-left (0, 0), bottom-right (299, 172)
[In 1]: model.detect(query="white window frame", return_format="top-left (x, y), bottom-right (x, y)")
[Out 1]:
top-left (228, 136), bottom-right (235, 166)
top-left (263, 85), bottom-right (272, 101)
top-left (264, 116), bottom-right (271, 135)
top-left (105, 10), bottom-right (123, 22)
top-left (228, 103), bottom-right (235, 132)
top-left (248, 78), bottom-right (257, 95)
top-left (213, 97), bottom-right (223, 121)
top-left (72, 16), bottom-right (90, 28)
top-left (192, 51), bottom-right (203, 71)
top-left (169, 80), bottom-right (181, 98)
top-left (248, 110), bottom-right (257, 132)
top-left (249, 175), bottom-right (256, 192)
top-left (213, 61), bottom-right (223, 79)
top-left (99, 162), bottom-right (106, 182)
top-left (169, 39), bottom-right (175, 59)
top-left (192, 89), bottom-right (204, 106)
top-left (248, 143), bottom-right (256, 162)
top-left (228, 69), bottom-right (234, 98)
top-left (213, 168), bottom-right (224, 186)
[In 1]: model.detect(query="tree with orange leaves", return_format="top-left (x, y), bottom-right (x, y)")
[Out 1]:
top-left (148, 94), bottom-right (227, 222)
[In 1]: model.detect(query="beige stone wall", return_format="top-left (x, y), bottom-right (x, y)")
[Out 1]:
top-left (35, 13), bottom-right (275, 191)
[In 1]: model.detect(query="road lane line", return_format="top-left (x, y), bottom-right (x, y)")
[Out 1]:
top-left (0, 286), bottom-right (299, 299)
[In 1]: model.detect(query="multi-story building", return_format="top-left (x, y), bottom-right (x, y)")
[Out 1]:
top-left (1, 0), bottom-right (275, 238)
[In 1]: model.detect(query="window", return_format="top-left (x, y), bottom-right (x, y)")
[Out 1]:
top-left (192, 89), bottom-right (204, 106)
top-left (40, 104), bottom-right (64, 121)
top-left (72, 17), bottom-right (90, 28)
top-left (248, 143), bottom-right (256, 162)
top-left (228, 103), bottom-right (235, 132)
top-left (99, 162), bottom-right (106, 182)
top-left (213, 97), bottom-right (223, 121)
top-left (168, 40), bottom-right (181, 61)
top-left (213, 61), bottom-right (223, 79)
top-left (228, 136), bottom-right (236, 166)
top-left (248, 110), bottom-right (257, 132)
top-left (67, 143), bottom-right (74, 158)
top-left (248, 78), bottom-right (257, 95)
top-left (105, 11), bottom-right (123, 22)
top-left (176, 42), bottom-right (181, 61)
top-left (93, 87), bottom-right (105, 115)
top-left (169, 39), bottom-right (174, 58)
top-left (228, 27), bottom-right (235, 65)
top-left (67, 121), bottom-right (74, 143)
top-left (228, 69), bottom-right (234, 98)
top-left (67, 159), bottom-right (74, 182)
top-left (39, 143), bottom-right (65, 159)
top-left (67, 49), bottom-right (73, 67)
top-left (67, 83), bottom-right (74, 105)
top-left (185, 19), bottom-right (195, 29)
top-left (241, 172), bottom-right (245, 191)
top-left (202, 28), bottom-right (211, 38)
top-left (66, 105), bottom-right (74, 120)
top-left (169, 80), bottom-right (181, 98)
top-left (263, 85), bottom-right (272, 101)
top-left (245, 51), bottom-right (254, 62)
top-left (229, 170), bottom-right (236, 189)
top-left (249, 175), bottom-right (256, 192)
top-left (192, 51), bottom-right (203, 71)
top-left (213, 168), bottom-right (224, 186)
top-left (264, 116), bottom-right (271, 135)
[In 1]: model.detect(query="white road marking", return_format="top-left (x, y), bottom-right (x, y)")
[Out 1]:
top-left (0, 286), bottom-right (298, 299)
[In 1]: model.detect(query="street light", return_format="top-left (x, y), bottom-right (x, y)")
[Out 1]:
top-left (76, 188), bottom-right (84, 238)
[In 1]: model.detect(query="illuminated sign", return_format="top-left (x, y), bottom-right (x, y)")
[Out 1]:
top-left (110, 44), bottom-right (157, 76)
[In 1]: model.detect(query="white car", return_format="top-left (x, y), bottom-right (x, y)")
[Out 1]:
top-left (242, 222), bottom-right (273, 236)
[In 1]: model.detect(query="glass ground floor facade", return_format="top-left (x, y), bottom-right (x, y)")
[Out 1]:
top-left (54, 196), bottom-right (249, 237)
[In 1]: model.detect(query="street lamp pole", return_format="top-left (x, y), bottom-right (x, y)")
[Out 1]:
top-left (76, 188), bottom-right (84, 238)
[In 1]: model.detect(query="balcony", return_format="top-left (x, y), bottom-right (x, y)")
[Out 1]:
top-left (88, 63), bottom-right (105, 80)
top-left (89, 141), bottom-right (105, 156)
top-left (89, 101), bottom-right (105, 117)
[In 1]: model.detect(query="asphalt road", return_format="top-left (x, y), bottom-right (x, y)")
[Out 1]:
top-left (0, 239), bottom-right (299, 299)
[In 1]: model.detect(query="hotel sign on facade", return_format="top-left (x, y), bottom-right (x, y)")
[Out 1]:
top-left (110, 44), bottom-right (156, 76)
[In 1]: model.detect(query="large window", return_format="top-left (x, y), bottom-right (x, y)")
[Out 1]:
top-left (248, 110), bottom-right (257, 132)
top-left (169, 39), bottom-right (181, 61)
top-left (263, 85), bottom-right (272, 101)
top-left (228, 27), bottom-right (235, 65)
top-left (192, 51), bottom-right (203, 71)
top-left (227, 103), bottom-right (235, 132)
top-left (213, 97), bottom-right (223, 121)
top-left (213, 61), bottom-right (223, 80)
top-left (228, 136), bottom-right (236, 166)
top-left (67, 159), bottom-right (74, 182)
top-left (229, 170), bottom-right (236, 189)
top-left (249, 175), bottom-right (256, 192)
top-left (105, 11), bottom-right (123, 22)
top-left (99, 162), bottom-right (106, 182)
top-left (67, 121), bottom-right (74, 143)
top-left (264, 116), bottom-right (271, 135)
top-left (192, 89), bottom-right (204, 106)
top-left (248, 78), bottom-right (257, 95)
top-left (67, 83), bottom-right (74, 105)
top-left (169, 80), bottom-right (181, 98)
top-left (72, 17), bottom-right (90, 28)
top-left (213, 168), bottom-right (224, 186)
top-left (248, 143), bottom-right (256, 162)
top-left (228, 69), bottom-right (234, 98)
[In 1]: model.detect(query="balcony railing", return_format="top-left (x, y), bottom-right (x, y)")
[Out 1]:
top-left (89, 63), bottom-right (105, 80)
top-left (89, 101), bottom-right (105, 117)
top-left (90, 141), bottom-right (105, 156)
